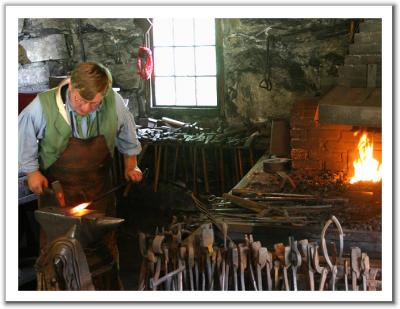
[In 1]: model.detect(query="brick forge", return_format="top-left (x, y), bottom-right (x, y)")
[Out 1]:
top-left (290, 98), bottom-right (382, 181)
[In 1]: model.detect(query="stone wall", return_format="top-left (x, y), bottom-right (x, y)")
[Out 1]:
top-left (18, 18), bottom-right (145, 116)
top-left (19, 18), bottom-right (352, 127)
top-left (221, 18), bottom-right (351, 125)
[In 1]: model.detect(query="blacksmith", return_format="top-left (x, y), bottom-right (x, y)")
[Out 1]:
top-left (18, 61), bottom-right (142, 288)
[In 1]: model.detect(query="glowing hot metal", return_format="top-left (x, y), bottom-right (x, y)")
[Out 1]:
top-left (70, 202), bottom-right (91, 215)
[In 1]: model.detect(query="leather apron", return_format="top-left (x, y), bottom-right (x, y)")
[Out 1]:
top-left (39, 135), bottom-right (115, 216)
top-left (38, 134), bottom-right (122, 289)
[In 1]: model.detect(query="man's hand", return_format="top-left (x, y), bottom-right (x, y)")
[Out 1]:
top-left (123, 154), bottom-right (143, 183)
top-left (125, 166), bottom-right (143, 183)
top-left (26, 170), bottom-right (48, 194)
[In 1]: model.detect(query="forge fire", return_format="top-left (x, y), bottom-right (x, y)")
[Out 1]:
top-left (350, 132), bottom-right (382, 184)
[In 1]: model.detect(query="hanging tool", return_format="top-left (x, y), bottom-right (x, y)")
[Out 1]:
top-left (231, 244), bottom-right (239, 291)
top-left (259, 28), bottom-right (273, 91)
top-left (256, 246), bottom-right (267, 291)
top-left (361, 252), bottom-right (370, 291)
top-left (238, 243), bottom-right (247, 291)
top-left (321, 215), bottom-right (344, 291)
top-left (286, 236), bottom-right (302, 291)
top-left (351, 247), bottom-right (362, 291)
top-left (307, 243), bottom-right (316, 291)
top-left (312, 244), bottom-right (329, 291)
top-left (273, 259), bottom-right (281, 290)
top-left (149, 265), bottom-right (185, 290)
top-left (245, 235), bottom-right (258, 291)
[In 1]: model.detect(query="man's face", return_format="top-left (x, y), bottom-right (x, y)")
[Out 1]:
top-left (69, 84), bottom-right (103, 116)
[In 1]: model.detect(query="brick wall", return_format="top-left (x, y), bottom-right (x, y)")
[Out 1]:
top-left (290, 99), bottom-right (382, 178)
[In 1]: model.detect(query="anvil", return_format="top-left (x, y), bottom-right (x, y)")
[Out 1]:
top-left (34, 207), bottom-right (124, 247)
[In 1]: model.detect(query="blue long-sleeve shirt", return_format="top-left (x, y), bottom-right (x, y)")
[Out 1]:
top-left (18, 89), bottom-right (141, 174)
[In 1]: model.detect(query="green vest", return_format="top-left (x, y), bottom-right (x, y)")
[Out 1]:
top-left (38, 87), bottom-right (117, 170)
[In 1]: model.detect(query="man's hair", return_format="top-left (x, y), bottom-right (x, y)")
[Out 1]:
top-left (70, 62), bottom-right (112, 100)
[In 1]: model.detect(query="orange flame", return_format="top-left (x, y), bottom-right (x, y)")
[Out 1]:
top-left (70, 202), bottom-right (91, 215)
top-left (349, 133), bottom-right (382, 184)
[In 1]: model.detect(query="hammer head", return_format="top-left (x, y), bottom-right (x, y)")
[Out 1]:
top-left (51, 180), bottom-right (66, 208)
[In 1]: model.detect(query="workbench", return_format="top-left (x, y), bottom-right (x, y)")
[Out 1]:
top-left (220, 155), bottom-right (382, 259)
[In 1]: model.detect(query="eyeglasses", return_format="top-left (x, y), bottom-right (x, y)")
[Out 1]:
top-left (72, 90), bottom-right (103, 108)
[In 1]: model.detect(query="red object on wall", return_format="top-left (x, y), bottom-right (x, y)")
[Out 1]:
top-left (18, 92), bottom-right (38, 114)
top-left (136, 46), bottom-right (153, 80)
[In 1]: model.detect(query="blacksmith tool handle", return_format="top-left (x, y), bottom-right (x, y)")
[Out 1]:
top-left (291, 266), bottom-right (298, 291)
top-left (225, 263), bottom-right (230, 291)
top-left (210, 254), bottom-right (216, 291)
top-left (283, 266), bottom-right (290, 291)
top-left (331, 265), bottom-right (338, 291)
top-left (194, 261), bottom-right (199, 290)
top-left (361, 253), bottom-right (370, 291)
top-left (42, 183), bottom-right (65, 208)
top-left (240, 267), bottom-right (245, 291)
top-left (352, 271), bottom-right (358, 291)
top-left (308, 269), bottom-right (315, 291)
top-left (266, 263), bottom-right (272, 291)
top-left (87, 182), bottom-right (126, 205)
top-left (344, 260), bottom-right (349, 291)
top-left (318, 268), bottom-right (329, 291)
top-left (307, 244), bottom-right (315, 291)
top-left (188, 265), bottom-right (194, 291)
top-left (288, 238), bottom-right (301, 291)
top-left (206, 255), bottom-right (212, 290)
top-left (137, 259), bottom-right (148, 291)
top-left (150, 265), bottom-right (185, 290)
top-left (163, 247), bottom-right (170, 290)
top-left (248, 261), bottom-right (258, 291)
top-left (239, 244), bottom-right (247, 291)
top-left (220, 259), bottom-right (226, 291)
top-left (312, 244), bottom-right (330, 291)
top-left (257, 264), bottom-right (262, 291)
top-left (274, 260), bottom-right (280, 290)
top-left (362, 274), bottom-right (367, 291)
top-left (177, 260), bottom-right (184, 291)
top-left (152, 259), bottom-right (162, 291)
top-left (321, 215), bottom-right (344, 269)
top-left (351, 247), bottom-right (361, 291)
top-left (191, 193), bottom-right (235, 245)
top-left (147, 257), bottom-right (155, 280)
top-left (180, 259), bottom-right (187, 291)
top-left (187, 244), bottom-right (195, 291)
top-left (233, 266), bottom-right (238, 291)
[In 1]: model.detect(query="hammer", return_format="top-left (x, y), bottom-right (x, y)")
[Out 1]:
top-left (43, 180), bottom-right (66, 208)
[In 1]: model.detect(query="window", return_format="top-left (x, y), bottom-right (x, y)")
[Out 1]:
top-left (151, 18), bottom-right (218, 108)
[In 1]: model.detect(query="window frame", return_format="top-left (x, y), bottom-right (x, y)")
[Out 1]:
top-left (148, 18), bottom-right (224, 118)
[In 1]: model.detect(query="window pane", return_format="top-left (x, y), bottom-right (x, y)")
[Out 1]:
top-left (176, 77), bottom-right (196, 106)
top-left (155, 77), bottom-right (175, 106)
top-left (195, 46), bottom-right (216, 76)
top-left (153, 19), bottom-right (173, 46)
top-left (153, 47), bottom-right (174, 76)
top-left (196, 77), bottom-right (217, 106)
top-left (194, 19), bottom-right (215, 45)
top-left (174, 47), bottom-right (195, 76)
top-left (173, 19), bottom-right (194, 46)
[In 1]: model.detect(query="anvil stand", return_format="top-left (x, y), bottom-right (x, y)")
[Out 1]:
top-left (34, 207), bottom-right (124, 290)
